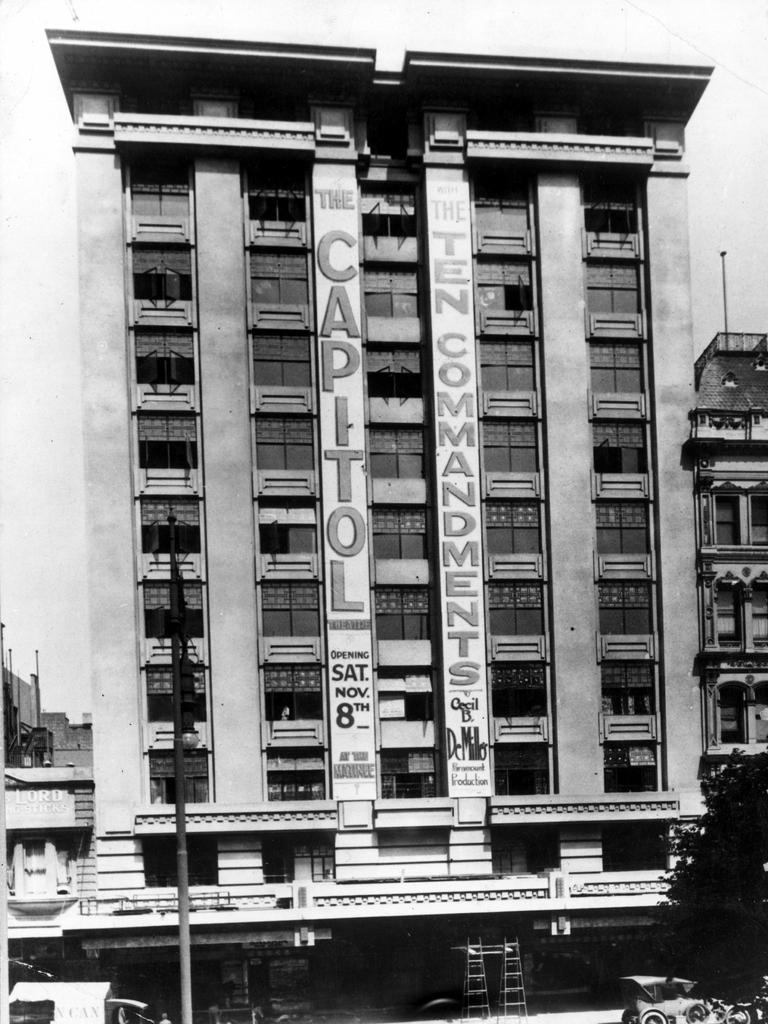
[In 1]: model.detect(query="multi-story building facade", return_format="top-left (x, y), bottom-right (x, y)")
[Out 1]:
top-left (42, 29), bottom-right (710, 1016)
top-left (691, 332), bottom-right (768, 757)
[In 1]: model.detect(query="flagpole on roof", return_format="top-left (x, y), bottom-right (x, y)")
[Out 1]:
top-left (720, 250), bottom-right (729, 335)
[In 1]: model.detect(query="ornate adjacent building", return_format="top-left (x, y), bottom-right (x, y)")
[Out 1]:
top-left (29, 27), bottom-right (711, 1017)
top-left (691, 332), bottom-right (768, 758)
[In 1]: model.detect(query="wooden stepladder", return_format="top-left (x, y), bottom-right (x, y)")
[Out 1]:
top-left (462, 939), bottom-right (491, 1020)
top-left (497, 939), bottom-right (528, 1023)
top-left (456, 938), bottom-right (528, 1023)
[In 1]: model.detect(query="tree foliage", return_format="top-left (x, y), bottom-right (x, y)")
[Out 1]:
top-left (659, 751), bottom-right (768, 998)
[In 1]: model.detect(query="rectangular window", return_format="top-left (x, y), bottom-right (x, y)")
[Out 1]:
top-left (751, 496), bottom-right (768, 544)
top-left (485, 502), bottom-right (540, 555)
top-left (492, 826), bottom-right (559, 875)
top-left (136, 332), bottom-right (194, 386)
top-left (267, 752), bottom-right (325, 801)
top-left (372, 508), bottom-right (427, 559)
top-left (362, 187), bottom-right (417, 239)
top-left (602, 824), bottom-right (666, 871)
top-left (378, 675), bottom-right (434, 721)
top-left (131, 161), bottom-right (189, 218)
top-left (261, 582), bottom-right (320, 636)
top-left (476, 261), bottom-right (532, 313)
top-left (598, 582), bottom-right (651, 634)
top-left (248, 163), bottom-right (306, 223)
top-left (482, 421), bottom-right (537, 474)
top-left (149, 750), bottom-right (209, 804)
top-left (366, 346), bottom-right (422, 399)
top-left (146, 666), bottom-right (206, 722)
top-left (716, 586), bottom-right (738, 642)
top-left (603, 743), bottom-right (656, 793)
top-left (138, 415), bottom-right (197, 470)
top-left (142, 835), bottom-right (217, 886)
top-left (473, 169), bottom-right (529, 236)
top-left (369, 428), bottom-right (424, 479)
top-left (754, 589), bottom-right (768, 640)
top-left (593, 422), bottom-right (646, 474)
top-left (251, 253), bottom-right (308, 306)
top-left (491, 663), bottom-right (546, 717)
top-left (380, 750), bottom-right (436, 799)
top-left (595, 502), bottom-right (648, 554)
top-left (140, 498), bottom-right (200, 554)
top-left (583, 178), bottom-right (638, 234)
top-left (133, 248), bottom-right (192, 302)
top-left (375, 587), bottom-right (430, 640)
top-left (589, 343), bottom-right (642, 393)
top-left (714, 496), bottom-right (740, 545)
top-left (255, 417), bottom-right (313, 471)
top-left (364, 270), bottom-right (419, 318)
top-left (143, 581), bottom-right (205, 638)
top-left (488, 583), bottom-right (544, 635)
top-left (264, 664), bottom-right (323, 721)
top-left (7, 840), bottom-right (73, 897)
top-left (586, 263), bottom-right (639, 314)
top-left (600, 663), bottom-right (654, 715)
top-left (494, 745), bottom-right (548, 795)
top-left (479, 340), bottom-right (534, 392)
top-left (253, 334), bottom-right (311, 387)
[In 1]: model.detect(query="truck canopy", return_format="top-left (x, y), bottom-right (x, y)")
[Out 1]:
top-left (10, 982), bottom-right (112, 1023)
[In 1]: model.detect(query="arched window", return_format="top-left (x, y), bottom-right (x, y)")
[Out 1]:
top-left (754, 683), bottom-right (768, 742)
top-left (718, 685), bottom-right (746, 743)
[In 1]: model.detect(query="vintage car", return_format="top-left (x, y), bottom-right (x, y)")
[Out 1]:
top-left (620, 976), bottom-right (711, 1024)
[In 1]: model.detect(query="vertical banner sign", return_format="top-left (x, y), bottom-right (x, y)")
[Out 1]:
top-left (312, 163), bottom-right (377, 799)
top-left (425, 168), bottom-right (492, 796)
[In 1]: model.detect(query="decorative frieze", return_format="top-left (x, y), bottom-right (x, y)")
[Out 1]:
top-left (113, 113), bottom-right (316, 152)
top-left (467, 131), bottom-right (653, 166)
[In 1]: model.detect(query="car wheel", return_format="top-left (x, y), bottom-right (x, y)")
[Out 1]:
top-left (640, 1011), bottom-right (667, 1024)
top-left (686, 1005), bottom-right (710, 1023)
top-left (726, 1008), bottom-right (752, 1024)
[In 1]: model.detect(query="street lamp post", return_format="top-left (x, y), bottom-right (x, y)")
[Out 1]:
top-left (168, 515), bottom-right (198, 1024)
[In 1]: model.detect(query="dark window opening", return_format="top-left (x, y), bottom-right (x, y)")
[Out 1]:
top-left (381, 750), bottom-right (435, 799)
top-left (593, 421), bottom-right (646, 474)
top-left (143, 581), bottom-right (205, 638)
top-left (492, 825), bottom-right (559, 875)
top-left (476, 261), bottom-right (532, 313)
top-left (473, 169), bottom-right (529, 236)
top-left (602, 823), bottom-right (666, 871)
top-left (146, 666), bottom-right (206, 722)
top-left (133, 249), bottom-right (192, 302)
top-left (488, 583), bottom-right (544, 636)
top-left (136, 332), bottom-right (194, 387)
top-left (253, 334), bottom-right (311, 387)
top-left (259, 522), bottom-right (316, 555)
top-left (143, 834), bottom-right (217, 886)
top-left (752, 496), bottom-right (768, 544)
top-left (138, 415), bottom-right (197, 471)
top-left (261, 582), bottom-right (320, 636)
top-left (267, 751), bottom-right (325, 801)
top-left (378, 673), bottom-right (434, 721)
top-left (372, 508), bottom-right (427, 560)
top-left (367, 346), bottom-right (422, 399)
top-left (149, 750), bottom-right (209, 805)
top-left (718, 684), bottom-right (747, 743)
top-left (595, 502), bottom-right (648, 554)
top-left (248, 162), bottom-right (306, 223)
top-left (600, 663), bottom-right (654, 715)
top-left (589, 342), bottom-right (642, 393)
top-left (362, 188), bottom-right (417, 239)
top-left (264, 664), bottom-right (323, 721)
top-left (603, 743), bottom-right (656, 792)
top-left (140, 498), bottom-right (200, 554)
top-left (491, 663), bottom-right (546, 717)
top-left (375, 587), bottom-right (430, 641)
top-left (716, 585), bottom-right (739, 643)
top-left (598, 581), bottom-right (652, 634)
top-left (583, 178), bottom-right (638, 235)
top-left (494, 745), bottom-right (548, 795)
top-left (715, 495), bottom-right (740, 545)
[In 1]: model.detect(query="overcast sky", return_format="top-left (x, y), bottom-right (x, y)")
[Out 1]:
top-left (1, 0), bottom-right (767, 714)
